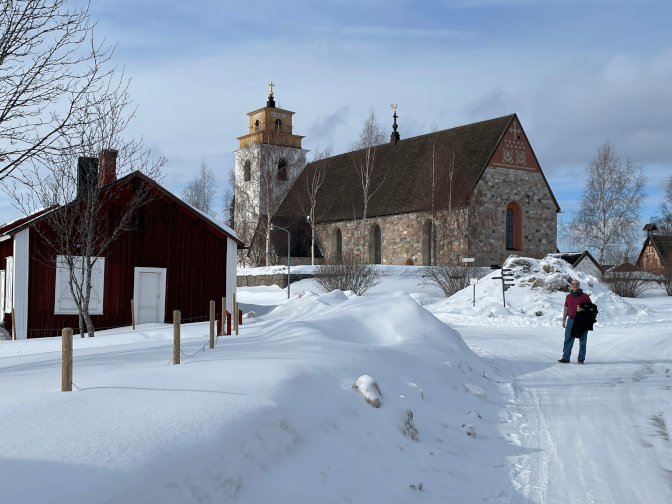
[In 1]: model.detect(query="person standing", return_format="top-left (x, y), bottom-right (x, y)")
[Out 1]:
top-left (559, 280), bottom-right (591, 364)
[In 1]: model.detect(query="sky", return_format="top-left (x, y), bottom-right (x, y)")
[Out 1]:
top-left (2, 0), bottom-right (671, 241)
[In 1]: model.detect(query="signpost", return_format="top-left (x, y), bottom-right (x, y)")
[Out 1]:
top-left (490, 264), bottom-right (515, 307)
top-left (470, 278), bottom-right (478, 307)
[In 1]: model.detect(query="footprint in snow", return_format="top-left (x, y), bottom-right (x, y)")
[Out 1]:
top-left (632, 364), bottom-right (655, 382)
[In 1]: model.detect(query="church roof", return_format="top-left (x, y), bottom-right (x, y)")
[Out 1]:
top-left (275, 113), bottom-right (559, 223)
top-left (636, 235), bottom-right (672, 267)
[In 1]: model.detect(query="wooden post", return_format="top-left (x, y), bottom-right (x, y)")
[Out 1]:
top-left (11, 308), bottom-right (16, 340)
top-left (209, 300), bottom-right (215, 349)
top-left (173, 310), bottom-right (181, 365)
top-left (235, 302), bottom-right (239, 335)
top-left (61, 327), bottom-right (73, 392)
top-left (221, 297), bottom-right (226, 336)
top-left (131, 299), bottom-right (136, 330)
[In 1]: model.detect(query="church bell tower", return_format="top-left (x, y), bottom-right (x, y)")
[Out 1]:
top-left (233, 82), bottom-right (308, 246)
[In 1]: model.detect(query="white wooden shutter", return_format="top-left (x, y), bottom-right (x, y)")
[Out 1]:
top-left (5, 257), bottom-right (13, 313)
top-left (54, 256), bottom-right (105, 315)
top-left (0, 270), bottom-right (5, 313)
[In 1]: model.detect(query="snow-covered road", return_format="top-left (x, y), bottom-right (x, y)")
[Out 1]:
top-left (460, 323), bottom-right (672, 503)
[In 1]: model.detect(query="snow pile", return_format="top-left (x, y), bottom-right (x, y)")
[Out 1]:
top-left (428, 254), bottom-right (644, 327)
top-left (1, 289), bottom-right (507, 503)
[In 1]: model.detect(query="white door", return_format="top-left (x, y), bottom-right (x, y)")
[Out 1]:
top-left (138, 272), bottom-right (160, 324)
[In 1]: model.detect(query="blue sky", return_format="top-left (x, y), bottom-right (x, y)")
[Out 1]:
top-left (2, 0), bottom-right (671, 235)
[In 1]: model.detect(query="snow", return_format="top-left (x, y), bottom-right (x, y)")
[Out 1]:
top-left (2, 256), bottom-right (672, 503)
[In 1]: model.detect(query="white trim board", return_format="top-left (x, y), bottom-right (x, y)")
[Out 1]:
top-left (13, 229), bottom-right (29, 339)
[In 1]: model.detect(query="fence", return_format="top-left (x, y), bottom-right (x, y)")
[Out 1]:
top-left (61, 295), bottom-right (243, 392)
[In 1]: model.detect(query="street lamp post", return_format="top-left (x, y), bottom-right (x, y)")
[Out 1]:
top-left (270, 224), bottom-right (291, 299)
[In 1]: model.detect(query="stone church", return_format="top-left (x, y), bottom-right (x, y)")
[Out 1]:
top-left (234, 85), bottom-right (560, 267)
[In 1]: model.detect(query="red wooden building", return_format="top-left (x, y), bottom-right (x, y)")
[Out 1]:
top-left (0, 153), bottom-right (242, 339)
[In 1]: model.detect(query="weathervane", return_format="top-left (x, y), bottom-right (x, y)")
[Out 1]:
top-left (390, 104), bottom-right (400, 145)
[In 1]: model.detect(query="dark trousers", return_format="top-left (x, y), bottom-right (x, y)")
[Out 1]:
top-left (563, 317), bottom-right (587, 361)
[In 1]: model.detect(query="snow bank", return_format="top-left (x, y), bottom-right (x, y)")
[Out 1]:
top-left (428, 255), bottom-right (646, 327)
top-left (1, 289), bottom-right (506, 503)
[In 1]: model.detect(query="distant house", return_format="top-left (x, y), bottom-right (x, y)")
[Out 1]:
top-left (0, 153), bottom-right (242, 339)
top-left (636, 223), bottom-right (672, 273)
top-left (550, 251), bottom-right (602, 279)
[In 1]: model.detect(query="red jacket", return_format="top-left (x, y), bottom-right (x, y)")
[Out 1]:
top-left (565, 292), bottom-right (592, 319)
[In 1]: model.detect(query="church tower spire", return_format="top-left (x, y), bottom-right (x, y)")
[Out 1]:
top-left (390, 104), bottom-right (400, 145)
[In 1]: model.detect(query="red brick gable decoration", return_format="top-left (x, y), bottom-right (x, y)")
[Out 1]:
top-left (488, 118), bottom-right (540, 173)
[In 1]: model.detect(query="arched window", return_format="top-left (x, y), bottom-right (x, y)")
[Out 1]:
top-left (369, 223), bottom-right (382, 264)
top-left (254, 119), bottom-right (260, 131)
top-left (275, 119), bottom-right (282, 132)
top-left (405, 258), bottom-right (414, 266)
top-left (243, 160), bottom-right (251, 181)
top-left (505, 201), bottom-right (523, 250)
top-left (277, 159), bottom-right (287, 181)
top-left (332, 227), bottom-right (343, 262)
top-left (422, 219), bottom-right (433, 266)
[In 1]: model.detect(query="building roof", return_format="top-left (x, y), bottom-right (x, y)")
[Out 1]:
top-left (636, 235), bottom-right (672, 268)
top-left (1, 172), bottom-right (244, 246)
top-left (549, 250), bottom-right (601, 269)
top-left (610, 262), bottom-right (641, 273)
top-left (643, 223), bottom-right (658, 232)
top-left (275, 113), bottom-right (560, 224)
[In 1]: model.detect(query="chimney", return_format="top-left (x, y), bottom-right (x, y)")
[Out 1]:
top-left (98, 149), bottom-right (118, 187)
top-left (76, 157), bottom-right (99, 199)
top-left (624, 256), bottom-right (630, 264)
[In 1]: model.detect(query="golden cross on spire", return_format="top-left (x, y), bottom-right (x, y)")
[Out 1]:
top-left (269, 80), bottom-right (274, 96)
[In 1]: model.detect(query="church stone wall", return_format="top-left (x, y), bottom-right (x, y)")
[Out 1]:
top-left (315, 210), bottom-right (468, 266)
top-left (470, 166), bottom-right (557, 265)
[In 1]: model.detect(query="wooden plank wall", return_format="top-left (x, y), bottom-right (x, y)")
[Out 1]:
top-left (26, 185), bottom-right (228, 337)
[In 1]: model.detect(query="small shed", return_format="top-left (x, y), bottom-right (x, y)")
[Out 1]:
top-left (550, 251), bottom-right (603, 279)
top-left (636, 224), bottom-right (672, 273)
top-left (1, 155), bottom-right (243, 339)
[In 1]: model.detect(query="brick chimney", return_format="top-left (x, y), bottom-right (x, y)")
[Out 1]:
top-left (624, 256), bottom-right (630, 264)
top-left (98, 149), bottom-right (118, 187)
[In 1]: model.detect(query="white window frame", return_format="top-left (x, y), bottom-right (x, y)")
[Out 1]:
top-left (4, 257), bottom-right (13, 313)
top-left (0, 270), bottom-right (5, 314)
top-left (54, 256), bottom-right (105, 315)
top-left (133, 267), bottom-right (167, 324)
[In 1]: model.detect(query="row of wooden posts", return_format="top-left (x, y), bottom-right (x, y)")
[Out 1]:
top-left (61, 293), bottom-right (241, 392)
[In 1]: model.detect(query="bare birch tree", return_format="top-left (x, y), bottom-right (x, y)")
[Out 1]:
top-left (0, 0), bottom-right (115, 182)
top-left (351, 109), bottom-right (385, 263)
top-left (3, 76), bottom-right (166, 338)
top-left (302, 146), bottom-right (332, 265)
top-left (221, 166), bottom-right (234, 228)
top-left (652, 174), bottom-right (672, 235)
top-left (568, 142), bottom-right (647, 264)
top-left (182, 161), bottom-right (217, 216)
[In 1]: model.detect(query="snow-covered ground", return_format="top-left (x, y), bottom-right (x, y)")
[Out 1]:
top-left (2, 257), bottom-right (671, 503)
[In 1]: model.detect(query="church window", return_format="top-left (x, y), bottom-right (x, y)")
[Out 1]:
top-left (405, 258), bottom-right (414, 266)
top-left (243, 160), bottom-right (251, 181)
top-left (275, 119), bottom-right (282, 132)
top-left (505, 201), bottom-right (523, 250)
top-left (277, 159), bottom-right (287, 181)
top-left (255, 119), bottom-right (260, 131)
top-left (332, 227), bottom-right (342, 262)
top-left (369, 223), bottom-right (382, 264)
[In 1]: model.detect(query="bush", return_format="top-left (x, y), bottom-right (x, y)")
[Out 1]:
top-left (313, 252), bottom-right (382, 296)
top-left (603, 269), bottom-right (653, 298)
top-left (422, 265), bottom-right (491, 297)
top-left (659, 267), bottom-right (672, 296)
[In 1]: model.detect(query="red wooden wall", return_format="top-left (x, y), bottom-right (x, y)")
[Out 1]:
top-left (24, 181), bottom-right (229, 337)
